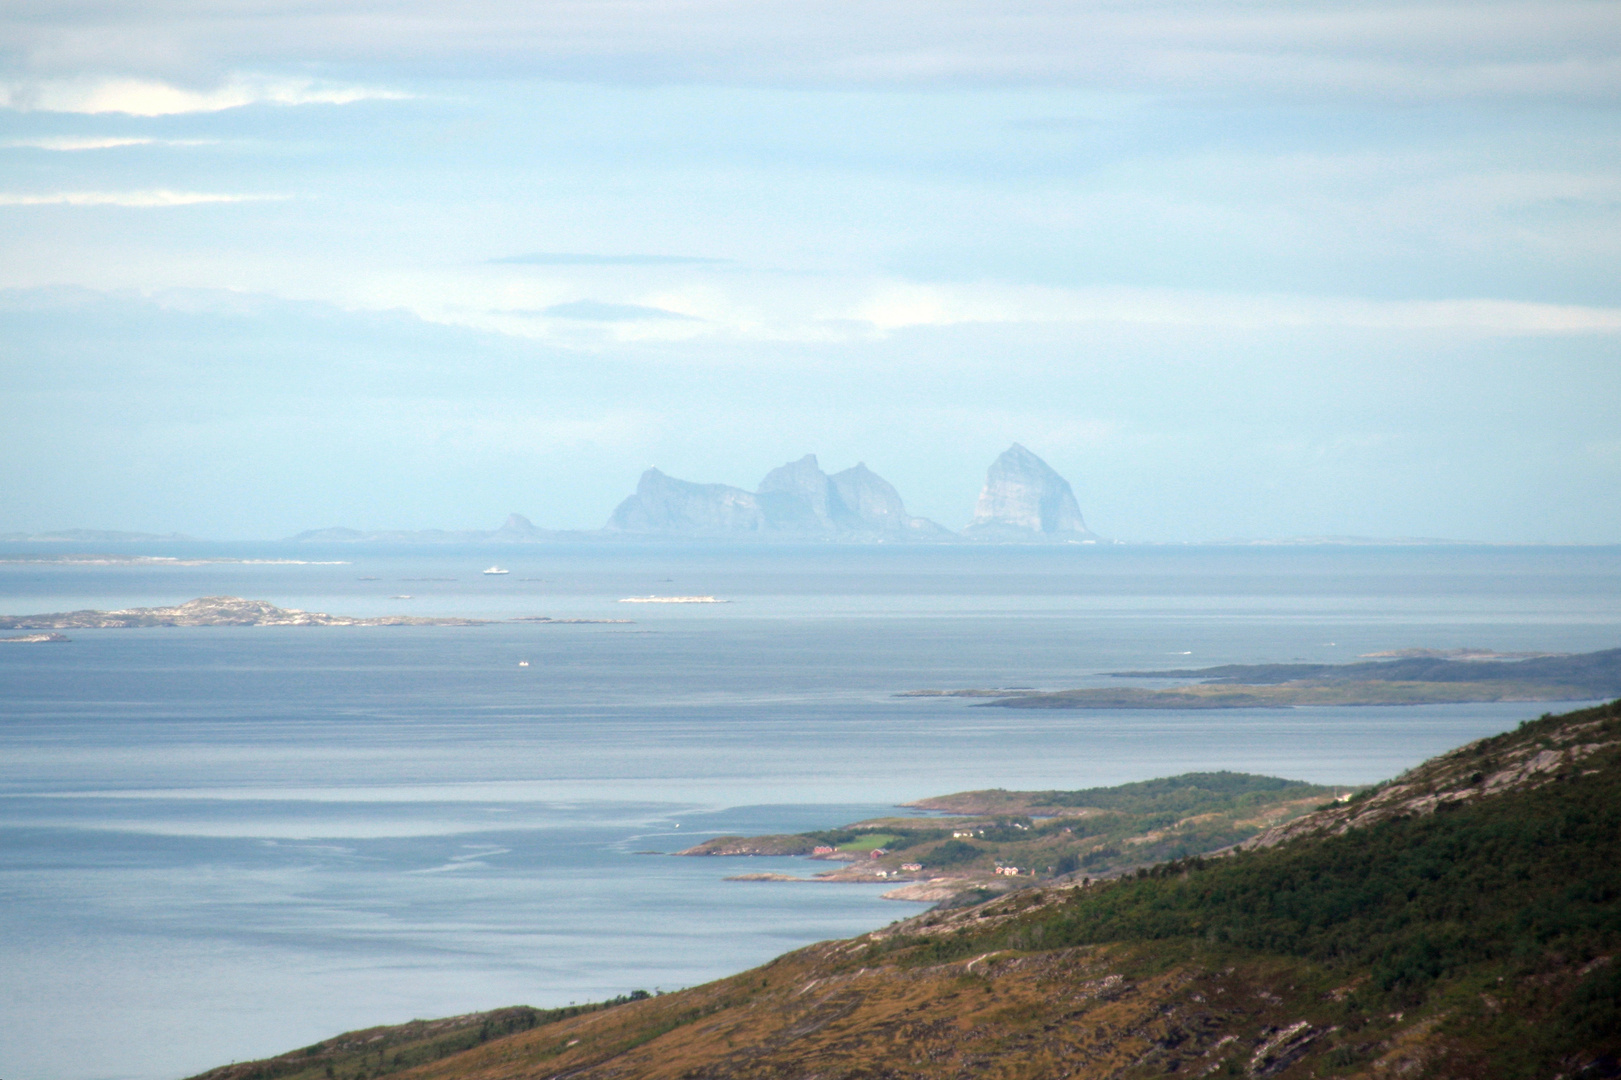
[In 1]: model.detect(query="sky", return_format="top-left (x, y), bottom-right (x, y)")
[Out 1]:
top-left (1, 0), bottom-right (1618, 542)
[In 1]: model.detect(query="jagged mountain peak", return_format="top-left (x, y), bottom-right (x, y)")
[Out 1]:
top-left (606, 455), bottom-right (951, 539)
top-left (965, 443), bottom-right (1097, 539)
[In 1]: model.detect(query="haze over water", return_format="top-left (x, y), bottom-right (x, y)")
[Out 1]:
top-left (3, 542), bottom-right (1619, 1080)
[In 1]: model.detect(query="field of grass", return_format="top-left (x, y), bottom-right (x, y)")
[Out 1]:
top-left (832, 832), bottom-right (896, 852)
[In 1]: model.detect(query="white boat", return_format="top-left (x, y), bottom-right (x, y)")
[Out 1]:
top-left (482, 566), bottom-right (510, 575)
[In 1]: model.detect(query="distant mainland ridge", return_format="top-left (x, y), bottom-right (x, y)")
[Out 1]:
top-left (287, 443), bottom-right (1105, 545)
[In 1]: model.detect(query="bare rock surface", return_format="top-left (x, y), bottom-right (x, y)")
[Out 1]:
top-left (963, 443), bottom-right (1100, 540)
top-left (607, 469), bottom-right (766, 534)
top-left (1241, 711), bottom-right (1619, 850)
top-left (606, 456), bottom-right (950, 538)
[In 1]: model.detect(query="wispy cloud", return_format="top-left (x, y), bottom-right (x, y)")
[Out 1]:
top-left (0, 76), bottom-right (407, 116)
top-left (852, 284), bottom-right (1621, 336)
top-left (1, 1), bottom-right (1615, 104)
top-left (532, 300), bottom-right (701, 322)
top-left (492, 253), bottom-right (732, 267)
top-left (0, 190), bottom-right (286, 207)
top-left (1, 136), bottom-right (217, 151)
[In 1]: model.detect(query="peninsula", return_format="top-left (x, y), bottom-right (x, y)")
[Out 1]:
top-left (677, 772), bottom-right (1338, 905)
top-left (0, 596), bottom-right (487, 629)
top-left (903, 645), bottom-right (1621, 708)
top-left (188, 699), bottom-right (1621, 1080)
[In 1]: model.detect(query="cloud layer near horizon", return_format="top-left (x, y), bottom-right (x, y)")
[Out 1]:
top-left (3, 286), bottom-right (1618, 542)
top-left (1, 2), bottom-right (1616, 540)
top-left (3, 0), bottom-right (1618, 104)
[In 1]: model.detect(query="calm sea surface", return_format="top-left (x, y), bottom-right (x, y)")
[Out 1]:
top-left (3, 543), bottom-right (1619, 1080)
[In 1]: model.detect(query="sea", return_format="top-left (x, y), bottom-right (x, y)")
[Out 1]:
top-left (2, 541), bottom-right (1619, 1080)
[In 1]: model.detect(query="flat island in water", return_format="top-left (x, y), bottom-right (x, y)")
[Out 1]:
top-left (0, 596), bottom-right (487, 628)
top-left (902, 646), bottom-right (1621, 709)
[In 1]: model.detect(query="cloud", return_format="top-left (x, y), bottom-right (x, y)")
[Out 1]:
top-left (0, 76), bottom-right (407, 116)
top-left (1, 0), bottom-right (1614, 103)
top-left (530, 300), bottom-right (701, 322)
top-left (0, 190), bottom-right (285, 206)
top-left (491, 253), bottom-right (732, 267)
top-left (852, 283), bottom-right (1621, 336)
top-left (1, 136), bottom-right (216, 150)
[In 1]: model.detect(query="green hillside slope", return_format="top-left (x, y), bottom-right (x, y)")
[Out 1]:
top-left (190, 700), bottom-right (1621, 1080)
top-left (682, 771), bottom-right (1339, 903)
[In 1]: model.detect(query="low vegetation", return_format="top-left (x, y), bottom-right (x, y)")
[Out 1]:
top-left (684, 771), bottom-right (1338, 892)
top-left (191, 700), bottom-right (1621, 1080)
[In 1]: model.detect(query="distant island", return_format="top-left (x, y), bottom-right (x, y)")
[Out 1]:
top-left (605, 454), bottom-right (954, 540)
top-left (286, 513), bottom-right (571, 544)
top-left (0, 553), bottom-right (347, 566)
top-left (606, 444), bottom-right (1101, 542)
top-left (903, 646), bottom-right (1621, 708)
top-left (0, 596), bottom-right (487, 629)
top-left (960, 442), bottom-right (1101, 541)
top-left (677, 772), bottom-right (1338, 905)
top-left (279, 444), bottom-right (1106, 544)
top-left (0, 528), bottom-right (199, 543)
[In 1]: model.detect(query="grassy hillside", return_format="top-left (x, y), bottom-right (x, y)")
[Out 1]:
top-left (682, 771), bottom-right (1338, 898)
top-left (191, 700), bottom-right (1621, 1080)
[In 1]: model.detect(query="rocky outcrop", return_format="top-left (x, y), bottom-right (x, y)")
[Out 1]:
top-left (963, 443), bottom-right (1099, 540)
top-left (489, 513), bottom-right (548, 541)
top-left (757, 455), bottom-right (838, 531)
top-left (1241, 702), bottom-right (1621, 850)
top-left (607, 469), bottom-right (767, 534)
top-left (830, 463), bottom-right (954, 538)
top-left (606, 456), bottom-right (950, 539)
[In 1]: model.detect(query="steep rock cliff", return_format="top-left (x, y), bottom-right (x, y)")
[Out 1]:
top-left (607, 457), bottom-right (950, 539)
top-left (964, 443), bottom-right (1099, 540)
top-left (606, 469), bottom-right (766, 534)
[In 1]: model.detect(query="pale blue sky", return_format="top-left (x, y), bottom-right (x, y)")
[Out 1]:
top-left (1, 1), bottom-right (1618, 540)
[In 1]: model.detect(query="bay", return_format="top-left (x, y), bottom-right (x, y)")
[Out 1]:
top-left (2, 542), bottom-right (1618, 1080)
